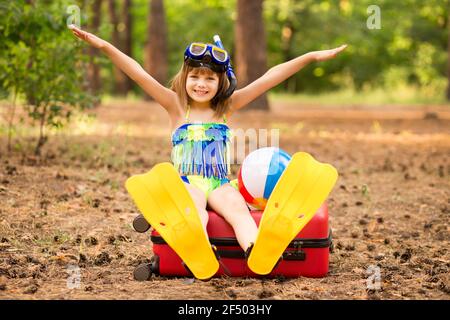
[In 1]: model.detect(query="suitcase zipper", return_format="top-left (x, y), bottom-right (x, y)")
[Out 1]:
top-left (151, 229), bottom-right (333, 249)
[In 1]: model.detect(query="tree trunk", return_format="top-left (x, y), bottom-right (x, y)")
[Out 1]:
top-left (123, 0), bottom-right (134, 93)
top-left (34, 103), bottom-right (48, 156)
top-left (108, 0), bottom-right (128, 95)
top-left (235, 0), bottom-right (269, 111)
top-left (447, 9), bottom-right (450, 100)
top-left (144, 0), bottom-right (168, 100)
top-left (281, 22), bottom-right (296, 93)
top-left (7, 89), bottom-right (18, 152)
top-left (88, 0), bottom-right (102, 97)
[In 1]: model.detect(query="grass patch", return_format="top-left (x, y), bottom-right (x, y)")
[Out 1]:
top-left (269, 86), bottom-right (450, 107)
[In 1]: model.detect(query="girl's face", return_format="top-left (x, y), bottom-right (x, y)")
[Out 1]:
top-left (185, 69), bottom-right (219, 103)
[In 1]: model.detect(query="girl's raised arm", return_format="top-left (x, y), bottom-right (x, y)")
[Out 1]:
top-left (229, 45), bottom-right (347, 113)
top-left (69, 25), bottom-right (179, 114)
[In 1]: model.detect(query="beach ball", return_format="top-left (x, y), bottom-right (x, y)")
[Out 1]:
top-left (237, 147), bottom-right (291, 210)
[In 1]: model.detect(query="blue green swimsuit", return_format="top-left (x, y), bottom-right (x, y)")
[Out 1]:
top-left (171, 105), bottom-right (238, 197)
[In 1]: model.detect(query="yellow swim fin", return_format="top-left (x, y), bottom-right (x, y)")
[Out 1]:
top-left (125, 162), bottom-right (219, 280)
top-left (247, 152), bottom-right (338, 275)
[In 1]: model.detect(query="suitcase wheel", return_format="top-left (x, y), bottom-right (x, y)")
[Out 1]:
top-left (133, 256), bottom-right (159, 281)
top-left (134, 263), bottom-right (152, 281)
top-left (133, 214), bottom-right (151, 233)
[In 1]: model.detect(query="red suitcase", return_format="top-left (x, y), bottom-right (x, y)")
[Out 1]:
top-left (133, 203), bottom-right (333, 280)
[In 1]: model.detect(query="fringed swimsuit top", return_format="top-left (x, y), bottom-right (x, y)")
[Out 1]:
top-left (171, 105), bottom-right (231, 180)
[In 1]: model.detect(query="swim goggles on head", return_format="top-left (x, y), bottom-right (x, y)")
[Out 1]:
top-left (184, 35), bottom-right (237, 101)
top-left (184, 43), bottom-right (229, 73)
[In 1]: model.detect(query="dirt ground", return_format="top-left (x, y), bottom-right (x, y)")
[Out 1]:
top-left (0, 100), bottom-right (449, 300)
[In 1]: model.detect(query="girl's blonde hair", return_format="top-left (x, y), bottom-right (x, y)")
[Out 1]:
top-left (170, 63), bottom-right (231, 119)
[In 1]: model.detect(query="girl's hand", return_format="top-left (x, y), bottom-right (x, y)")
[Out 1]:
top-left (311, 44), bottom-right (348, 62)
top-left (69, 24), bottom-right (106, 49)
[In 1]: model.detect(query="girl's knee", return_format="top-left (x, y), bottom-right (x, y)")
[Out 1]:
top-left (184, 183), bottom-right (207, 209)
top-left (209, 186), bottom-right (247, 213)
top-left (221, 187), bottom-right (247, 208)
top-left (199, 209), bottom-right (209, 222)
top-left (211, 184), bottom-right (237, 199)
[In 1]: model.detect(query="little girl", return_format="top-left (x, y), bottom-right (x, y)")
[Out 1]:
top-left (70, 25), bottom-right (346, 256)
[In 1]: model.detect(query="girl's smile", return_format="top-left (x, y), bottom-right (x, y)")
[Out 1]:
top-left (186, 71), bottom-right (219, 103)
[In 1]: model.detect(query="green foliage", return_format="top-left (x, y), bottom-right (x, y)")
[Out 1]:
top-left (264, 0), bottom-right (449, 94)
top-left (0, 0), bottom-right (95, 153)
top-left (159, 0), bottom-right (448, 95)
top-left (1, 0), bottom-right (449, 107)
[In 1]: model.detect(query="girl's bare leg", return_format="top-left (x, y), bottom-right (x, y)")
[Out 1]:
top-left (183, 182), bottom-right (209, 237)
top-left (207, 184), bottom-right (258, 251)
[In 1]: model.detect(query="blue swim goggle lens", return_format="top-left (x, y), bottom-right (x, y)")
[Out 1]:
top-left (184, 43), bottom-right (229, 72)
top-left (189, 43), bottom-right (229, 63)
